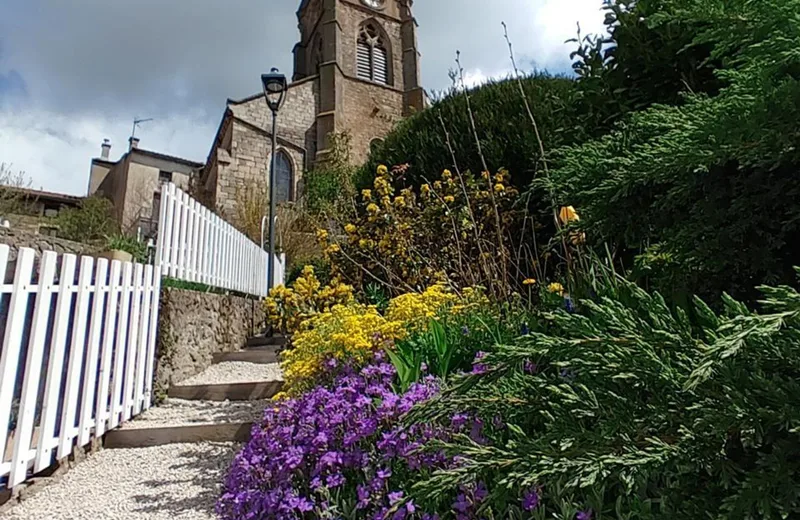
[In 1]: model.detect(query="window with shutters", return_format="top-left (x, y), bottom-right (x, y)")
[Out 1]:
top-left (274, 150), bottom-right (294, 203)
top-left (357, 22), bottom-right (390, 85)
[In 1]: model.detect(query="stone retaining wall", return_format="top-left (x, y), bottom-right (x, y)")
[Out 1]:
top-left (0, 228), bottom-right (101, 261)
top-left (155, 287), bottom-right (265, 399)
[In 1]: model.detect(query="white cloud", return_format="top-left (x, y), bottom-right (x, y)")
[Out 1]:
top-left (0, 106), bottom-right (217, 196)
top-left (0, 0), bottom-right (608, 196)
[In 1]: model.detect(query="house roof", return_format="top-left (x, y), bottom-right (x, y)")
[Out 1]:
top-left (131, 148), bottom-right (205, 169)
top-left (8, 186), bottom-right (84, 205)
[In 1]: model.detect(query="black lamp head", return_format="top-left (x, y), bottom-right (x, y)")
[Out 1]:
top-left (261, 68), bottom-right (288, 112)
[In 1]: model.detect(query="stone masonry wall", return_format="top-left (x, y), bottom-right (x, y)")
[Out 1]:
top-left (214, 79), bottom-right (319, 219)
top-left (154, 287), bottom-right (265, 396)
top-left (230, 78), bottom-right (319, 157)
top-left (0, 228), bottom-right (102, 261)
top-left (215, 122), bottom-right (307, 220)
top-left (342, 78), bottom-right (404, 162)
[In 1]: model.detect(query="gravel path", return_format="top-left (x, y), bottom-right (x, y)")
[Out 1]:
top-left (120, 399), bottom-right (268, 429)
top-left (175, 362), bottom-right (283, 386)
top-left (3, 442), bottom-right (238, 520)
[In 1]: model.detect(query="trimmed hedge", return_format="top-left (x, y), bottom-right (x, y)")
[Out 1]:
top-left (357, 74), bottom-right (585, 191)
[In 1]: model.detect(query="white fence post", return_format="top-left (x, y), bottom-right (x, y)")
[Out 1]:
top-left (9, 251), bottom-right (57, 486)
top-left (35, 253), bottom-right (76, 472)
top-left (95, 260), bottom-right (122, 438)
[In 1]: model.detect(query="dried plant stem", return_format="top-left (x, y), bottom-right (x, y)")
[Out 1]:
top-left (436, 110), bottom-right (491, 290)
top-left (455, 51), bottom-right (508, 296)
top-left (338, 245), bottom-right (415, 294)
top-left (503, 22), bottom-right (574, 279)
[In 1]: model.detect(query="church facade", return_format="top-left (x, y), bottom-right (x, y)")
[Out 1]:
top-left (198, 0), bottom-right (424, 219)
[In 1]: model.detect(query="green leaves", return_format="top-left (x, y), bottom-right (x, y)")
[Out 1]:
top-left (550, 0), bottom-right (800, 305)
top-left (388, 319), bottom-right (462, 391)
top-left (408, 272), bottom-right (800, 518)
top-left (385, 344), bottom-right (422, 394)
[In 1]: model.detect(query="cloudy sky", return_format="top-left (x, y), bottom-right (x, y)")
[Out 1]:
top-left (0, 0), bottom-right (607, 196)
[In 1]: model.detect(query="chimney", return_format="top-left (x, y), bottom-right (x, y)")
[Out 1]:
top-left (129, 136), bottom-right (140, 151)
top-left (101, 139), bottom-right (111, 159)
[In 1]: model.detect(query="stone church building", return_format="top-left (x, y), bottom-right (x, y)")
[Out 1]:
top-left (198, 0), bottom-right (425, 218)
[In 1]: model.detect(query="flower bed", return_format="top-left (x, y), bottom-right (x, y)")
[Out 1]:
top-left (218, 357), bottom-right (444, 520)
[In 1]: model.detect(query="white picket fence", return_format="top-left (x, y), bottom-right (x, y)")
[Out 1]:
top-left (0, 245), bottom-right (159, 488)
top-left (155, 183), bottom-right (283, 297)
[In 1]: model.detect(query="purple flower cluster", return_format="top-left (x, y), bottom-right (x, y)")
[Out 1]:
top-left (217, 360), bottom-right (445, 520)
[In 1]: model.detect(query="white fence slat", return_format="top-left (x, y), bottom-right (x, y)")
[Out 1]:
top-left (77, 258), bottom-right (109, 447)
top-left (94, 260), bottom-right (122, 438)
top-left (197, 207), bottom-right (206, 285)
top-left (9, 251), bottom-right (57, 486)
top-left (35, 254), bottom-right (76, 472)
top-left (0, 248), bottom-right (35, 466)
top-left (133, 265), bottom-right (153, 415)
top-left (109, 263), bottom-right (133, 430)
top-left (143, 269), bottom-right (161, 410)
top-left (57, 255), bottom-right (95, 460)
top-left (177, 191), bottom-right (190, 280)
top-left (167, 184), bottom-right (180, 278)
top-left (155, 184), bottom-right (171, 276)
top-left (185, 198), bottom-right (195, 282)
top-left (122, 264), bottom-right (144, 422)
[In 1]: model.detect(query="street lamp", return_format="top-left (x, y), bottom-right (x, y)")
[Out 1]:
top-left (261, 68), bottom-right (287, 291)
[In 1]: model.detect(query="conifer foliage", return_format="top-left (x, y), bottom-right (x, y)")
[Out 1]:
top-left (550, 0), bottom-right (800, 302)
top-left (411, 272), bottom-right (800, 518)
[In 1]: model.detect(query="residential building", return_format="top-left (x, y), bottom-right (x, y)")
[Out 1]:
top-left (88, 137), bottom-right (204, 238)
top-left (0, 187), bottom-right (82, 236)
top-left (197, 0), bottom-right (425, 220)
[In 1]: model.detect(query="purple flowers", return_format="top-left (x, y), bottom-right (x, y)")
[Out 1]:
top-left (577, 509), bottom-right (593, 520)
top-left (472, 351), bottom-right (489, 375)
top-left (217, 361), bottom-right (444, 520)
top-left (522, 487), bottom-right (541, 511)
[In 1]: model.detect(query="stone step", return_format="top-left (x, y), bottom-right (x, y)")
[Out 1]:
top-left (105, 398), bottom-right (268, 448)
top-left (168, 381), bottom-right (283, 401)
top-left (105, 422), bottom-right (253, 448)
top-left (245, 334), bottom-right (288, 348)
top-left (212, 347), bottom-right (279, 365)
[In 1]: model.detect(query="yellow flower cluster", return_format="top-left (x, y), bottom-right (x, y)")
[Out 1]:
top-left (263, 266), bottom-right (354, 335)
top-left (385, 283), bottom-right (457, 331)
top-left (280, 283), bottom-right (487, 394)
top-left (321, 164), bottom-right (521, 293)
top-left (282, 303), bottom-right (405, 394)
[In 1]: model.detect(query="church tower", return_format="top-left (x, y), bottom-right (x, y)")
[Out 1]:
top-left (293, 0), bottom-right (425, 162)
top-left (198, 0), bottom-right (424, 221)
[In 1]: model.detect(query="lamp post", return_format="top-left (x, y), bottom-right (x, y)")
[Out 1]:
top-left (261, 68), bottom-right (287, 291)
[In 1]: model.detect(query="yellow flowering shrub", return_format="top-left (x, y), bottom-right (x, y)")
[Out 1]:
top-left (317, 164), bottom-right (524, 299)
top-left (280, 283), bottom-right (488, 394)
top-left (385, 283), bottom-right (457, 331)
top-left (281, 303), bottom-right (405, 394)
top-left (264, 266), bottom-right (354, 335)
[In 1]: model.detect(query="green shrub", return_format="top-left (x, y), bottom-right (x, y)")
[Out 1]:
top-left (106, 234), bottom-right (148, 263)
top-left (303, 132), bottom-right (356, 218)
top-left (56, 196), bottom-right (118, 243)
top-left (548, 0), bottom-right (800, 303)
top-left (358, 74), bottom-right (584, 193)
top-left (409, 271), bottom-right (800, 518)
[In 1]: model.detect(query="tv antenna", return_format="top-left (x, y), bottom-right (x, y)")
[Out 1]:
top-left (131, 117), bottom-right (154, 139)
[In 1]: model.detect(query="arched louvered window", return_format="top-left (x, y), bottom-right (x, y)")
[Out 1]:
top-left (357, 23), bottom-right (389, 85)
top-left (274, 150), bottom-right (293, 203)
